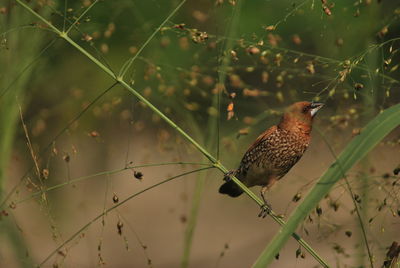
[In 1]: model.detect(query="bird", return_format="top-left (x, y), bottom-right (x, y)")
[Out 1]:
top-left (219, 101), bottom-right (323, 217)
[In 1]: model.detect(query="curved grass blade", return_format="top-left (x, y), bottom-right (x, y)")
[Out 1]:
top-left (252, 103), bottom-right (400, 268)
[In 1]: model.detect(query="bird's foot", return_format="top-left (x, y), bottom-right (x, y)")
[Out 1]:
top-left (223, 170), bottom-right (236, 182)
top-left (258, 203), bottom-right (272, 218)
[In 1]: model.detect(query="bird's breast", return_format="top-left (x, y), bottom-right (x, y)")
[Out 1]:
top-left (263, 129), bottom-right (309, 171)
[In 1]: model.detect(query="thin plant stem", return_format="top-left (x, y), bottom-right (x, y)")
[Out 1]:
top-left (62, 0), bottom-right (67, 31)
top-left (15, 162), bottom-right (211, 204)
top-left (181, 170), bottom-right (208, 268)
top-left (18, 103), bottom-right (42, 183)
top-left (38, 166), bottom-right (214, 267)
top-left (0, 39), bottom-right (57, 98)
top-left (119, 212), bottom-right (153, 267)
top-left (66, 0), bottom-right (100, 34)
top-left (0, 82), bottom-right (117, 209)
top-left (118, 0), bottom-right (187, 79)
top-left (317, 128), bottom-right (375, 268)
top-left (344, 178), bottom-right (374, 268)
top-left (0, 5), bottom-right (54, 267)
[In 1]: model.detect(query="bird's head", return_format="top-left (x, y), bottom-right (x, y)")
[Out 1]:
top-left (278, 101), bottom-right (324, 135)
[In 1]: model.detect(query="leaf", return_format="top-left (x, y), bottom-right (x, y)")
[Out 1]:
top-left (252, 103), bottom-right (400, 268)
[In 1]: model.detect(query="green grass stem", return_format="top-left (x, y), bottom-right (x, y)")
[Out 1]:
top-left (180, 2), bottom-right (243, 267)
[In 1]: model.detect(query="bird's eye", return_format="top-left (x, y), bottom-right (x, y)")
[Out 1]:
top-left (302, 106), bottom-right (310, 113)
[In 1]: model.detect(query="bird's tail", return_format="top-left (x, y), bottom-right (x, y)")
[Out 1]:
top-left (219, 180), bottom-right (243, 197)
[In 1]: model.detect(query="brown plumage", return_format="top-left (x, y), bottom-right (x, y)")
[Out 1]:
top-left (219, 101), bottom-right (323, 215)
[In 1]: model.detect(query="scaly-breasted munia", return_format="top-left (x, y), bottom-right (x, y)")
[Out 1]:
top-left (219, 101), bottom-right (323, 216)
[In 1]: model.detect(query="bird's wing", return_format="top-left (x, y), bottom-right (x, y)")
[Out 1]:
top-left (246, 125), bottom-right (277, 153)
top-left (237, 125), bottom-right (278, 174)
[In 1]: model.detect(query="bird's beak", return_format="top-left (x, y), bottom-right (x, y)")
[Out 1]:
top-left (310, 102), bottom-right (324, 117)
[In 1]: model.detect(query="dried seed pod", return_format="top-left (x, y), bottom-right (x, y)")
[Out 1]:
top-left (390, 64), bottom-right (398, 72)
top-left (236, 128), bottom-right (249, 139)
top-left (191, 30), bottom-right (209, 43)
top-left (247, 46), bottom-right (260, 55)
top-left (100, 43), bottom-right (109, 53)
top-left (89, 131), bottom-right (100, 138)
top-left (129, 46), bottom-right (138, 54)
top-left (296, 247), bottom-right (301, 258)
top-left (0, 7), bottom-right (8, 14)
top-left (354, 83), bottom-right (364, 90)
top-left (336, 38), bottom-right (344, 46)
top-left (322, 5), bottom-right (332, 16)
top-left (345, 231), bottom-right (352, 237)
top-left (352, 128), bottom-right (361, 136)
top-left (353, 194), bottom-right (361, 203)
top-left (329, 201), bottom-right (339, 211)
top-left (316, 205), bottom-right (322, 216)
top-left (292, 193), bottom-right (302, 202)
top-left (230, 50), bottom-right (238, 61)
top-left (134, 171), bottom-right (143, 180)
top-left (173, 23), bottom-right (185, 30)
top-left (393, 167), bottom-right (400, 175)
top-left (265, 25), bottom-right (276, 31)
top-left (261, 71), bottom-right (269, 83)
top-left (292, 34), bottom-right (302, 45)
top-left (227, 102), bottom-right (234, 120)
top-left (378, 26), bottom-right (388, 38)
top-left (242, 116), bottom-right (254, 125)
top-left (117, 220), bottom-right (124, 235)
top-left (339, 69), bottom-right (349, 82)
top-left (274, 53), bottom-right (282, 66)
top-left (180, 214), bottom-right (187, 223)
top-left (112, 194), bottom-right (119, 203)
top-left (243, 88), bottom-right (263, 97)
top-left (63, 154), bottom-right (70, 163)
top-left (52, 145), bottom-right (58, 155)
top-left (332, 244), bottom-right (347, 255)
top-left (276, 91), bottom-right (284, 102)
top-left (306, 62), bottom-right (315, 74)
top-left (42, 169), bottom-right (49, 179)
top-left (267, 33), bottom-right (281, 47)
top-left (82, 33), bottom-right (93, 42)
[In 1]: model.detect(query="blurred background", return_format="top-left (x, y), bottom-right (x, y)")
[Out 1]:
top-left (1, 0), bottom-right (400, 267)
